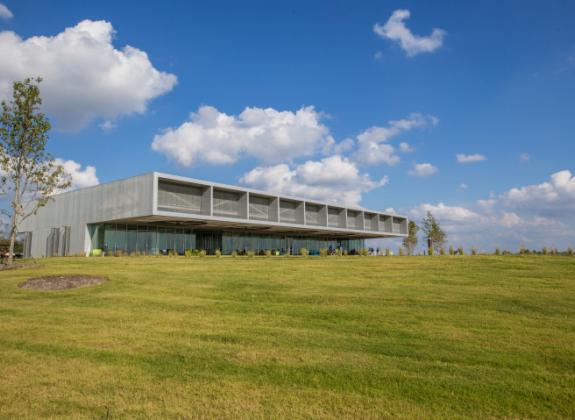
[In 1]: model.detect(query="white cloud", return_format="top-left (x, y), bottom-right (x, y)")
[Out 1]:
top-left (354, 113), bottom-right (437, 165)
top-left (99, 120), bottom-right (116, 132)
top-left (55, 159), bottom-right (99, 190)
top-left (0, 3), bottom-right (13, 19)
top-left (0, 20), bottom-right (177, 130)
top-left (399, 142), bottom-right (414, 152)
top-left (394, 170), bottom-right (575, 252)
top-left (323, 137), bottom-right (355, 155)
top-left (502, 170), bottom-right (575, 216)
top-left (239, 155), bottom-right (388, 206)
top-left (520, 153), bottom-right (531, 162)
top-left (409, 162), bottom-right (438, 177)
top-left (456, 153), bottom-right (487, 164)
top-left (152, 105), bottom-right (330, 166)
top-left (459, 183), bottom-right (468, 191)
top-left (374, 9), bottom-right (446, 57)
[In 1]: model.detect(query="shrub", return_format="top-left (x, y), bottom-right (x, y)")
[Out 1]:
top-left (265, 249), bottom-right (272, 257)
top-left (184, 249), bottom-right (192, 257)
top-left (542, 246), bottom-right (548, 255)
top-left (458, 246), bottom-right (464, 256)
top-left (343, 249), bottom-right (348, 256)
top-left (439, 247), bottom-right (446, 256)
top-left (385, 248), bottom-right (391, 257)
top-left (231, 251), bottom-right (238, 258)
top-left (360, 248), bottom-right (369, 256)
top-left (398, 247), bottom-right (404, 256)
top-left (215, 249), bottom-right (222, 258)
top-left (199, 250), bottom-right (207, 257)
top-left (299, 248), bottom-right (309, 257)
top-left (428, 247), bottom-right (434, 256)
top-left (495, 247), bottom-right (501, 256)
top-left (567, 247), bottom-right (574, 256)
top-left (471, 247), bottom-right (477, 256)
top-left (551, 248), bottom-right (558, 255)
top-left (336, 248), bottom-right (343, 257)
top-left (449, 245), bottom-right (455, 256)
top-left (247, 250), bottom-right (255, 258)
top-left (319, 248), bottom-right (328, 257)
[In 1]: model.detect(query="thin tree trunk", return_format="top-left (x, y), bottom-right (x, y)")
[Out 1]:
top-left (7, 212), bottom-right (17, 265)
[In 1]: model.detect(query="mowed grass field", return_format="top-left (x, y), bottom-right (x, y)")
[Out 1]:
top-left (0, 256), bottom-right (574, 418)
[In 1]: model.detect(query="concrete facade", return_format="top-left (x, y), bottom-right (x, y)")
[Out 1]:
top-left (19, 172), bottom-right (408, 257)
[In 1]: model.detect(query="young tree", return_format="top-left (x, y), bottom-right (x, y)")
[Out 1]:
top-left (402, 220), bottom-right (419, 255)
top-left (0, 78), bottom-right (70, 265)
top-left (421, 211), bottom-right (446, 253)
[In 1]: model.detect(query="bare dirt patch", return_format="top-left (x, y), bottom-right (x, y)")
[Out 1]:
top-left (19, 275), bottom-right (106, 291)
top-left (0, 263), bottom-right (41, 271)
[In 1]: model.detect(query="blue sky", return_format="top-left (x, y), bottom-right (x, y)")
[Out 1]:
top-left (1, 0), bottom-right (574, 251)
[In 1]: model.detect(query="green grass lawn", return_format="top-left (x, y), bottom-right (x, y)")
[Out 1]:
top-left (0, 256), bottom-right (574, 418)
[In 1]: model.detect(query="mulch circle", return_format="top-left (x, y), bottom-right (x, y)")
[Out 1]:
top-left (19, 275), bottom-right (106, 291)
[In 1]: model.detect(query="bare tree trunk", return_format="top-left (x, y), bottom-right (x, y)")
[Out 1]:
top-left (7, 213), bottom-right (17, 265)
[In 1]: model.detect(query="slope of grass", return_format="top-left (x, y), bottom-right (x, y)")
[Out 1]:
top-left (0, 255), bottom-right (574, 418)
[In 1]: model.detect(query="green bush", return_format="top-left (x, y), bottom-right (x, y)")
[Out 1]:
top-left (449, 245), bottom-right (455, 256)
top-left (319, 248), bottom-right (328, 257)
top-left (299, 248), bottom-right (309, 257)
top-left (247, 250), bottom-right (255, 258)
top-left (439, 247), bottom-right (446, 256)
top-left (91, 248), bottom-right (102, 257)
top-left (215, 249), bottom-right (222, 258)
top-left (542, 246), bottom-right (548, 255)
top-left (360, 248), bottom-right (369, 256)
top-left (385, 248), bottom-right (391, 257)
top-left (398, 247), bottom-right (404, 256)
top-left (428, 247), bottom-right (434, 256)
top-left (184, 249), bottom-right (192, 258)
top-left (343, 249), bottom-right (348, 256)
top-left (458, 246), bottom-right (464, 256)
top-left (495, 247), bottom-right (501, 256)
top-left (336, 248), bottom-right (343, 257)
top-left (567, 247), bottom-right (574, 256)
top-left (471, 247), bottom-right (477, 256)
top-left (265, 249), bottom-right (272, 257)
top-left (199, 250), bottom-right (207, 257)
top-left (231, 251), bottom-right (238, 258)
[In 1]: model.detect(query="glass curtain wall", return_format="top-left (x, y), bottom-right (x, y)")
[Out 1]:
top-left (89, 224), bottom-right (195, 255)
top-left (89, 223), bottom-right (365, 255)
top-left (221, 232), bottom-right (364, 255)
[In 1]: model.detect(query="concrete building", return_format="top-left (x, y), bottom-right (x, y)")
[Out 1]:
top-left (19, 172), bottom-right (408, 257)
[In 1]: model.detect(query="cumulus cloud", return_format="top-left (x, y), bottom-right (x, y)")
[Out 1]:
top-left (399, 142), bottom-right (414, 152)
top-left (353, 113), bottom-right (437, 165)
top-left (409, 162), bottom-right (438, 177)
top-left (456, 153), bottom-right (487, 164)
top-left (152, 105), bottom-right (331, 166)
top-left (0, 3), bottom-right (13, 19)
top-left (55, 159), bottom-right (99, 190)
top-left (501, 170), bottom-right (575, 217)
top-left (374, 9), bottom-right (446, 57)
top-left (239, 155), bottom-right (388, 206)
top-left (0, 20), bottom-right (177, 130)
top-left (394, 170), bottom-right (575, 252)
top-left (520, 153), bottom-right (531, 162)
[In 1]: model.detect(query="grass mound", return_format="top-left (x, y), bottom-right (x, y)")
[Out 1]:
top-left (1, 255), bottom-right (574, 418)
